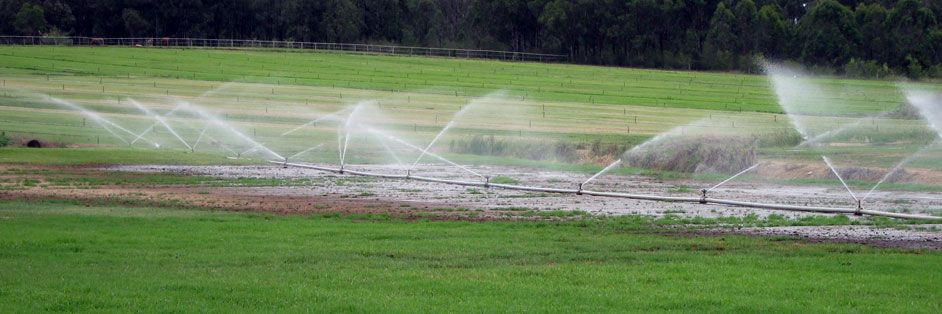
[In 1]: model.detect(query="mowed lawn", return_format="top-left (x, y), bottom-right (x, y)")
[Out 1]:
top-left (0, 201), bottom-right (939, 312)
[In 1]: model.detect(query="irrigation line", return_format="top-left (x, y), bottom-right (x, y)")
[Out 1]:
top-left (271, 160), bottom-right (941, 221)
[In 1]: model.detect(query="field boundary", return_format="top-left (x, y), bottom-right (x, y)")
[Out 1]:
top-left (0, 36), bottom-right (568, 63)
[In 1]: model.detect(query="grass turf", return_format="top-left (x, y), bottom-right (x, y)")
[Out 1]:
top-left (0, 200), bottom-right (939, 312)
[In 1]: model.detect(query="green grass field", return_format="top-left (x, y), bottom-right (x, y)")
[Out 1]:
top-left (1, 45), bottom-right (922, 114)
top-left (1, 46), bottom-right (942, 312)
top-left (0, 46), bottom-right (937, 164)
top-left (0, 200), bottom-right (939, 312)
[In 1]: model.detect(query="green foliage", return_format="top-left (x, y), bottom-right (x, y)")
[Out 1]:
top-left (797, 0), bottom-right (862, 68)
top-left (121, 9), bottom-right (151, 37)
top-left (0, 0), bottom-right (937, 75)
top-left (704, 2), bottom-right (739, 70)
top-left (844, 58), bottom-right (891, 78)
top-left (13, 3), bottom-right (46, 36)
top-left (0, 133), bottom-right (9, 147)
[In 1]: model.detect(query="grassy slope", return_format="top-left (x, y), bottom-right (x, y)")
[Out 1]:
top-left (0, 45), bottom-right (929, 114)
top-left (0, 201), bottom-right (939, 312)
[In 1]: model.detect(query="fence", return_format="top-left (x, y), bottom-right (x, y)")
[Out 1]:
top-left (0, 36), bottom-right (568, 63)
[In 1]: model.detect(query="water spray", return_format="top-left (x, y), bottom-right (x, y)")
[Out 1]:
top-left (706, 163), bottom-right (760, 193)
top-left (822, 156), bottom-right (861, 213)
top-left (128, 98), bottom-right (192, 151)
top-left (582, 159), bottom-right (622, 188)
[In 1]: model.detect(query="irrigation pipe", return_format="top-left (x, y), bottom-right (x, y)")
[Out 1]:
top-left (271, 161), bottom-right (941, 221)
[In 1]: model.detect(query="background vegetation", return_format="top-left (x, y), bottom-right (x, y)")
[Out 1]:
top-left (1, 0), bottom-right (940, 78)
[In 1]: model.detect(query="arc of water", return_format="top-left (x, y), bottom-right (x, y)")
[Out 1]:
top-left (97, 118), bottom-right (130, 145)
top-left (364, 127), bottom-right (485, 179)
top-left (822, 156), bottom-right (859, 202)
top-left (204, 135), bottom-right (239, 156)
top-left (48, 96), bottom-right (151, 145)
top-left (378, 140), bottom-right (404, 168)
top-left (409, 103), bottom-right (479, 170)
top-left (280, 107), bottom-right (353, 136)
top-left (131, 103), bottom-right (191, 144)
top-left (288, 144), bottom-right (325, 160)
top-left (341, 132), bottom-right (353, 165)
top-left (582, 159), bottom-right (622, 187)
top-left (862, 142), bottom-right (938, 201)
top-left (797, 112), bottom-right (890, 147)
top-left (128, 99), bottom-right (192, 151)
top-left (339, 103), bottom-right (367, 166)
top-left (176, 100), bottom-right (284, 160)
top-left (192, 125), bottom-right (210, 150)
top-left (707, 163), bottom-right (760, 192)
top-left (241, 143), bottom-right (266, 156)
top-left (129, 125), bottom-right (155, 145)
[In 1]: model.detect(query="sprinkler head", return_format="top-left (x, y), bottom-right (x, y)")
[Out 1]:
top-left (700, 189), bottom-right (708, 204)
top-left (577, 183), bottom-right (583, 195)
top-left (339, 165), bottom-right (344, 174)
top-left (855, 200), bottom-right (863, 215)
top-left (484, 176), bottom-right (490, 188)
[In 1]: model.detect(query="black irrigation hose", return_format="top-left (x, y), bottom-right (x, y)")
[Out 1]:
top-left (271, 160), bottom-right (941, 221)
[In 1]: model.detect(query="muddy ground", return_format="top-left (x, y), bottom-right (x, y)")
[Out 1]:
top-left (3, 163), bottom-right (941, 249)
top-left (104, 163), bottom-right (942, 218)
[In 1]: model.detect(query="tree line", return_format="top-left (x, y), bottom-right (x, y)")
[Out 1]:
top-left (2, 0), bottom-right (940, 78)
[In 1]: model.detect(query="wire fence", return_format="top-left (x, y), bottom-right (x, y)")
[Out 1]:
top-left (0, 36), bottom-right (568, 63)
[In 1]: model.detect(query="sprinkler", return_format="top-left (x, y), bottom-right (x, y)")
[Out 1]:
top-left (577, 183), bottom-right (583, 195)
top-left (338, 164), bottom-right (344, 174)
top-left (700, 189), bottom-right (708, 204)
top-left (855, 200), bottom-right (863, 216)
top-left (282, 157), bottom-right (288, 168)
top-left (484, 176), bottom-right (490, 188)
top-left (406, 169), bottom-right (411, 179)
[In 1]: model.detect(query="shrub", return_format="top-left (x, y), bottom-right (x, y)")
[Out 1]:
top-left (0, 133), bottom-right (9, 147)
top-left (844, 58), bottom-right (890, 79)
top-left (625, 136), bottom-right (757, 174)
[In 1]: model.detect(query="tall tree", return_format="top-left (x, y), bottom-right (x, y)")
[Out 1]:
top-left (734, 0), bottom-right (759, 54)
top-left (884, 0), bottom-right (937, 69)
top-left (796, 0), bottom-right (861, 67)
top-left (14, 3), bottom-right (46, 35)
top-left (756, 4), bottom-right (791, 59)
top-left (854, 2), bottom-right (888, 62)
top-left (122, 8), bottom-right (150, 37)
top-left (704, 2), bottom-right (738, 70)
